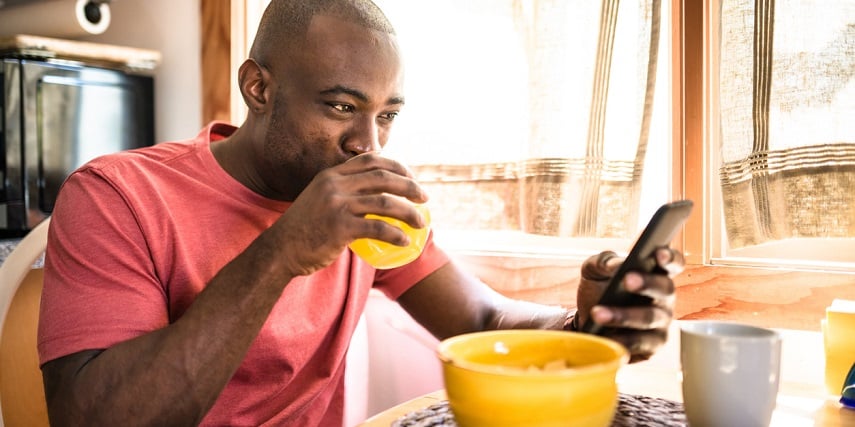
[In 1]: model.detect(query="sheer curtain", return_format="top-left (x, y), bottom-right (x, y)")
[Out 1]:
top-left (518, 0), bottom-right (661, 238)
top-left (379, 0), bottom-right (667, 242)
top-left (716, 0), bottom-right (855, 252)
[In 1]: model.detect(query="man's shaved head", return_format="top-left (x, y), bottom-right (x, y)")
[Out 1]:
top-left (250, 0), bottom-right (395, 67)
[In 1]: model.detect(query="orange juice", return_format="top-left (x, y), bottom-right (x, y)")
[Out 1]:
top-left (349, 204), bottom-right (431, 269)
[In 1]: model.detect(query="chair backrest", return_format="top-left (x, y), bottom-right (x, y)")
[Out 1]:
top-left (0, 218), bottom-right (51, 427)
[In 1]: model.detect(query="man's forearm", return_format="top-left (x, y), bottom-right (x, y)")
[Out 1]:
top-left (42, 233), bottom-right (296, 426)
top-left (486, 297), bottom-right (570, 332)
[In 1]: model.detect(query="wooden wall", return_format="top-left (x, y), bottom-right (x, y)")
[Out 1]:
top-left (200, 0), bottom-right (231, 124)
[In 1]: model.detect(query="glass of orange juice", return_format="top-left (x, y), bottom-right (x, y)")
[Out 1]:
top-left (349, 203), bottom-right (431, 269)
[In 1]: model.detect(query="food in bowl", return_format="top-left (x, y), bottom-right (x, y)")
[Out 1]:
top-left (437, 329), bottom-right (628, 427)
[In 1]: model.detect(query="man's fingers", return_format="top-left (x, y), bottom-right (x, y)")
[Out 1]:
top-left (592, 305), bottom-right (672, 330)
top-left (655, 247), bottom-right (685, 277)
top-left (606, 328), bottom-right (669, 363)
top-left (628, 271), bottom-right (675, 301)
top-left (605, 253), bottom-right (623, 269)
top-left (581, 251), bottom-right (622, 281)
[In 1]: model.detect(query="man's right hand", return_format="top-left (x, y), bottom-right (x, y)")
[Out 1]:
top-left (270, 153), bottom-right (429, 277)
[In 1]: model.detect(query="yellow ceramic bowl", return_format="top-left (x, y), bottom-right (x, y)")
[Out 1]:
top-left (348, 204), bottom-right (430, 269)
top-left (437, 330), bottom-right (628, 427)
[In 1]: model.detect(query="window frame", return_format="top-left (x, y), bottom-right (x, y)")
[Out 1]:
top-left (678, 0), bottom-right (706, 264)
top-left (681, 0), bottom-right (855, 272)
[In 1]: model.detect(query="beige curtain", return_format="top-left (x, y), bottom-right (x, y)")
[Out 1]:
top-left (414, 0), bottom-right (662, 239)
top-left (717, 0), bottom-right (855, 248)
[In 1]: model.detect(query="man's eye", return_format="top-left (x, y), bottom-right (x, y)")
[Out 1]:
top-left (381, 112), bottom-right (399, 121)
top-left (331, 104), bottom-right (354, 113)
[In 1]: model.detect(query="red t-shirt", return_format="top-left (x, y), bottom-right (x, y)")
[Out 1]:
top-left (37, 122), bottom-right (450, 426)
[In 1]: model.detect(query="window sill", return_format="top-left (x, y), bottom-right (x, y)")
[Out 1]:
top-left (674, 264), bottom-right (854, 331)
top-left (434, 229), bottom-right (630, 260)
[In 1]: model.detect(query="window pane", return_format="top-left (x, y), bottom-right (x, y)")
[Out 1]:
top-left (713, 0), bottom-right (855, 269)
top-left (375, 0), bottom-right (674, 254)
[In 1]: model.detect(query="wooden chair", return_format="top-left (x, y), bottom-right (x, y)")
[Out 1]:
top-left (0, 218), bottom-right (50, 427)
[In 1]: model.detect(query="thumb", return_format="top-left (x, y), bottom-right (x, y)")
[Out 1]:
top-left (581, 251), bottom-right (622, 281)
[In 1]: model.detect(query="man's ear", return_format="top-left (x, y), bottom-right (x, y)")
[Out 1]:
top-left (238, 59), bottom-right (270, 113)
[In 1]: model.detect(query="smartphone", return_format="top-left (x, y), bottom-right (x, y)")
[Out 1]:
top-left (580, 200), bottom-right (694, 335)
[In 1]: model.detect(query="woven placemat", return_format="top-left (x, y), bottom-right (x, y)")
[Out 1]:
top-left (391, 393), bottom-right (687, 427)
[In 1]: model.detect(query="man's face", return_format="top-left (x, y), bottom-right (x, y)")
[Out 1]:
top-left (258, 14), bottom-right (405, 201)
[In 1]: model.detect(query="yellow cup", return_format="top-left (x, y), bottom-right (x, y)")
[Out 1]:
top-left (348, 204), bottom-right (430, 269)
top-left (823, 310), bottom-right (855, 395)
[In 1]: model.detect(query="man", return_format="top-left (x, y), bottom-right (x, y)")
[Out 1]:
top-left (37, 0), bottom-right (679, 425)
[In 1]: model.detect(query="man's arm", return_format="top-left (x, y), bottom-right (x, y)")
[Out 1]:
top-left (397, 249), bottom-right (680, 362)
top-left (396, 261), bottom-right (569, 340)
top-left (41, 228), bottom-right (299, 426)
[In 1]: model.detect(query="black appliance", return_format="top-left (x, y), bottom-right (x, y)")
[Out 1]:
top-left (1, 41), bottom-right (155, 237)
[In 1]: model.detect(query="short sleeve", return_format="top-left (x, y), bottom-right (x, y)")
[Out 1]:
top-left (37, 167), bottom-right (169, 365)
top-left (371, 231), bottom-right (451, 300)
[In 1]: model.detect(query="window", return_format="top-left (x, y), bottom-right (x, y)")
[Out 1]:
top-left (691, 0), bottom-right (855, 271)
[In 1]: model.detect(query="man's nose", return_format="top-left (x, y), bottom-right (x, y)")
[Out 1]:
top-left (346, 118), bottom-right (382, 155)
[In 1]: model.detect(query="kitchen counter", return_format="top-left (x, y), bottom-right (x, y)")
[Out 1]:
top-left (0, 239), bottom-right (43, 268)
top-left (0, 239), bottom-right (20, 264)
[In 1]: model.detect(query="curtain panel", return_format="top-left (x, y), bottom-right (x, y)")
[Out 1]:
top-left (413, 0), bottom-right (662, 239)
top-left (717, 0), bottom-right (855, 249)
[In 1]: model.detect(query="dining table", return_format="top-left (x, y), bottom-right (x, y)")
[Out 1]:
top-left (358, 322), bottom-right (855, 426)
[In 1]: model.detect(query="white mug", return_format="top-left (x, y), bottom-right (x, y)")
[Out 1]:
top-left (680, 321), bottom-right (782, 427)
